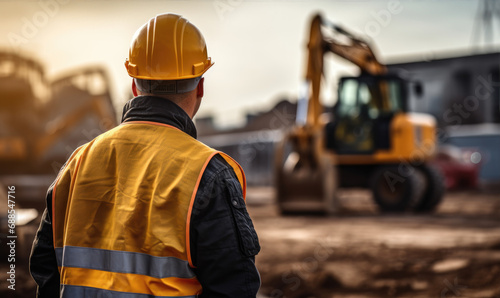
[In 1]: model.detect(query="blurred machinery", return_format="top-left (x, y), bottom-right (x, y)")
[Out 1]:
top-left (0, 52), bottom-right (117, 207)
top-left (275, 14), bottom-right (445, 214)
top-left (0, 52), bottom-right (117, 260)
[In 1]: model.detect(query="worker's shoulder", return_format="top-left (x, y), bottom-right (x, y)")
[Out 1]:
top-left (66, 142), bottom-right (90, 163)
top-left (62, 125), bottom-right (121, 164)
top-left (206, 153), bottom-right (234, 173)
top-left (204, 153), bottom-right (239, 181)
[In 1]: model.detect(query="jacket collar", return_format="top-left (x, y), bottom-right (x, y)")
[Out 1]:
top-left (121, 96), bottom-right (197, 139)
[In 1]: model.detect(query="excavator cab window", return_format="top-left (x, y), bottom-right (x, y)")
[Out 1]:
top-left (327, 75), bottom-right (407, 154)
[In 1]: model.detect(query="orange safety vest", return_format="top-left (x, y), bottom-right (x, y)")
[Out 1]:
top-left (51, 121), bottom-right (246, 297)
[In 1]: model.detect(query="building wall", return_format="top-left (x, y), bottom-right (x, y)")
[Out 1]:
top-left (388, 52), bottom-right (500, 127)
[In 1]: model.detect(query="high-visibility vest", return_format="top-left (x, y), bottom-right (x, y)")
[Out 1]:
top-left (51, 121), bottom-right (246, 297)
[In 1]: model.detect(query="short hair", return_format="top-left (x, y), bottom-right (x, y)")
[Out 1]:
top-left (134, 76), bottom-right (201, 95)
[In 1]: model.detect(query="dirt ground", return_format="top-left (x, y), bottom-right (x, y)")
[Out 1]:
top-left (2, 188), bottom-right (500, 298)
top-left (249, 188), bottom-right (500, 298)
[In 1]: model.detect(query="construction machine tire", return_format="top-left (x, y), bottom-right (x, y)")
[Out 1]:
top-left (274, 136), bottom-right (338, 215)
top-left (414, 164), bottom-right (445, 213)
top-left (370, 165), bottom-right (423, 213)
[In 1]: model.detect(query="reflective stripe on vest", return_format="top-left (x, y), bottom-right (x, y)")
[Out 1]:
top-left (61, 285), bottom-right (197, 298)
top-left (55, 246), bottom-right (195, 279)
top-left (52, 121), bottom-right (246, 297)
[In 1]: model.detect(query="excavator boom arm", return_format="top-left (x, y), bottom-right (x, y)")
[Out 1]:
top-left (304, 14), bottom-right (386, 128)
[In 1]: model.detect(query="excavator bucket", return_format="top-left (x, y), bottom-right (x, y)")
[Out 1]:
top-left (274, 131), bottom-right (338, 215)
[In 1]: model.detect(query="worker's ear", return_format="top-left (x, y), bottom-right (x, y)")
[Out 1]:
top-left (132, 79), bottom-right (138, 97)
top-left (196, 77), bottom-right (204, 98)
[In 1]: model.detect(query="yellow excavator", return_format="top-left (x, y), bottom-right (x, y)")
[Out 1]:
top-left (275, 14), bottom-right (444, 214)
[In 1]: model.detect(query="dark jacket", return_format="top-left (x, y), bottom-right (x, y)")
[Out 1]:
top-left (30, 96), bottom-right (261, 297)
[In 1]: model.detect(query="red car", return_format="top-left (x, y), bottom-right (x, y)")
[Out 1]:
top-left (431, 145), bottom-right (482, 190)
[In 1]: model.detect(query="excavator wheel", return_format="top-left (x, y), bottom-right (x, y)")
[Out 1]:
top-left (369, 165), bottom-right (423, 213)
top-left (274, 135), bottom-right (338, 215)
top-left (414, 164), bottom-right (446, 213)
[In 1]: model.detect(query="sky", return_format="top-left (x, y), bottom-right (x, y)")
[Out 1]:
top-left (1, 0), bottom-right (499, 128)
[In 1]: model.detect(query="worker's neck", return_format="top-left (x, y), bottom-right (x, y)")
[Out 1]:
top-left (136, 92), bottom-right (197, 119)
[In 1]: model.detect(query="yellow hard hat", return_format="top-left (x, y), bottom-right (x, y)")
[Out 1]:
top-left (125, 13), bottom-right (213, 80)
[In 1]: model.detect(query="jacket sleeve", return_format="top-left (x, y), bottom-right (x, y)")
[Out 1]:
top-left (190, 154), bottom-right (261, 297)
top-left (29, 185), bottom-right (61, 298)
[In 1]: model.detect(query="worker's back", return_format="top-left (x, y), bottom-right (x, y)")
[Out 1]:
top-left (52, 122), bottom-right (220, 296)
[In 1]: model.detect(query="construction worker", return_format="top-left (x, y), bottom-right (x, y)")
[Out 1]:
top-left (30, 13), bottom-right (261, 297)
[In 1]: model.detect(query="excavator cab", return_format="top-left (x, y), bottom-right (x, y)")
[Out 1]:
top-left (327, 74), bottom-right (408, 154)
